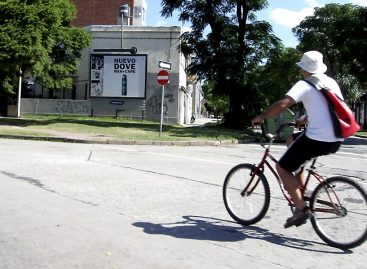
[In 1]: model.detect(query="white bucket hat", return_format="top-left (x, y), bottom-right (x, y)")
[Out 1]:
top-left (296, 51), bottom-right (327, 74)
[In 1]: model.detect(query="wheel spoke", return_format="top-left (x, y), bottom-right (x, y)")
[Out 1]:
top-left (310, 176), bottom-right (367, 249)
top-left (223, 164), bottom-right (270, 225)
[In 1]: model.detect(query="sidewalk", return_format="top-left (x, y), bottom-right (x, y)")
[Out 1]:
top-left (185, 117), bottom-right (220, 127)
top-left (0, 132), bottom-right (241, 146)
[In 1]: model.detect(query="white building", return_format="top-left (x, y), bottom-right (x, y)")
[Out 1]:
top-left (20, 25), bottom-right (202, 124)
top-left (77, 25), bottom-right (202, 124)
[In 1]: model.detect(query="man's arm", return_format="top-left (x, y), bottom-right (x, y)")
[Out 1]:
top-left (251, 96), bottom-right (296, 125)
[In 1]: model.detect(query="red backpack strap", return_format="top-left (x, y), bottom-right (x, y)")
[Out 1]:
top-left (303, 77), bottom-right (343, 138)
top-left (303, 76), bottom-right (326, 91)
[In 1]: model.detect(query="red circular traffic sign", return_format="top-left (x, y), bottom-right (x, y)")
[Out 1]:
top-left (157, 70), bottom-right (169, 86)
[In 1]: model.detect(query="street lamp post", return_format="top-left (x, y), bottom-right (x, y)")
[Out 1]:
top-left (119, 4), bottom-right (130, 49)
top-left (17, 67), bottom-right (22, 118)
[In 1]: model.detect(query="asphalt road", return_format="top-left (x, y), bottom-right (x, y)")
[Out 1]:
top-left (0, 138), bottom-right (366, 269)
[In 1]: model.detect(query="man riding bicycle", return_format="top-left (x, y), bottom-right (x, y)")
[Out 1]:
top-left (251, 51), bottom-right (344, 228)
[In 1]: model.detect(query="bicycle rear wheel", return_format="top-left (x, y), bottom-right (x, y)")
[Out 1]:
top-left (223, 163), bottom-right (270, 225)
top-left (310, 176), bottom-right (367, 249)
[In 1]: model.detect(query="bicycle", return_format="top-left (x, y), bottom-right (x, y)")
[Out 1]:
top-left (222, 123), bottom-right (367, 249)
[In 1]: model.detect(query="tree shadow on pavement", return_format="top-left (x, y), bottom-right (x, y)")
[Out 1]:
top-left (133, 215), bottom-right (352, 254)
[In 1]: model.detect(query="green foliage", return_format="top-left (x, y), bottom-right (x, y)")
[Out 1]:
top-left (0, 0), bottom-right (91, 95)
top-left (161, 0), bottom-right (280, 129)
top-left (202, 81), bottom-right (229, 118)
top-left (293, 4), bottom-right (367, 103)
top-left (257, 47), bottom-right (302, 105)
top-left (336, 74), bottom-right (364, 106)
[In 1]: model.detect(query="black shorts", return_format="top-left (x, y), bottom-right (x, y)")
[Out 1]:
top-left (278, 132), bottom-right (341, 173)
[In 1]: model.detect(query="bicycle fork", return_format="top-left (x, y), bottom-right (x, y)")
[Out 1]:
top-left (240, 165), bottom-right (262, 197)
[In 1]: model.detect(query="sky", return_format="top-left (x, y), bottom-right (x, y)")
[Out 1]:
top-left (146, 0), bottom-right (367, 48)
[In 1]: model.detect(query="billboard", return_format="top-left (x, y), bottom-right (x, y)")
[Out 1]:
top-left (90, 54), bottom-right (147, 98)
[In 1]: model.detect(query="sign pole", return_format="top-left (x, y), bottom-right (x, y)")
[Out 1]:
top-left (156, 69), bottom-right (169, 137)
top-left (121, 12), bottom-right (124, 49)
top-left (159, 85), bottom-right (165, 137)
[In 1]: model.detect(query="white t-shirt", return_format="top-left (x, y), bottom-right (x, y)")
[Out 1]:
top-left (286, 74), bottom-right (344, 142)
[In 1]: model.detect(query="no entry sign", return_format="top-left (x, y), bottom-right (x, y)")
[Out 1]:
top-left (157, 70), bottom-right (169, 86)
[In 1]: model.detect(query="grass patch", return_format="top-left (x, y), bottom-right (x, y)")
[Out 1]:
top-left (0, 115), bottom-right (253, 142)
top-left (0, 126), bottom-right (56, 137)
top-left (357, 131), bottom-right (367, 138)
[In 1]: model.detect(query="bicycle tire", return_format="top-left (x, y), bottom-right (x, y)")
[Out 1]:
top-left (223, 163), bottom-right (271, 225)
top-left (310, 176), bottom-right (367, 249)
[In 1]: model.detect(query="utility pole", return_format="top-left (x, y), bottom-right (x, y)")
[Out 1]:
top-left (119, 4), bottom-right (130, 48)
top-left (17, 67), bottom-right (22, 118)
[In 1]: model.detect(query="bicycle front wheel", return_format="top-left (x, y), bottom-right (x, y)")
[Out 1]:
top-left (223, 163), bottom-right (270, 225)
top-left (310, 176), bottom-right (367, 249)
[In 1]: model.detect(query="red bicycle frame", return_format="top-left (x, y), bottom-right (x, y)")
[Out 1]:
top-left (242, 143), bottom-right (343, 214)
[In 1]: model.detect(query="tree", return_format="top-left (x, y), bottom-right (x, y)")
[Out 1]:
top-left (0, 0), bottom-right (91, 112)
top-left (202, 80), bottom-right (229, 118)
top-left (257, 47), bottom-right (302, 105)
top-left (293, 4), bottom-right (367, 103)
top-left (161, 0), bottom-right (281, 128)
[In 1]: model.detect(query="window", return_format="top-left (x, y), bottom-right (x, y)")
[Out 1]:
top-left (134, 7), bottom-right (142, 19)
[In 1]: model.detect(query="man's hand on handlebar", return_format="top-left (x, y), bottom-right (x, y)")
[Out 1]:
top-left (295, 115), bottom-right (308, 129)
top-left (251, 115), bottom-right (264, 127)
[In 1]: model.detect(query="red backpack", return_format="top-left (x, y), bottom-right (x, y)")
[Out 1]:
top-left (304, 76), bottom-right (360, 138)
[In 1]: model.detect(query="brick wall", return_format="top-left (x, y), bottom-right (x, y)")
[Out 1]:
top-left (70, 0), bottom-right (135, 27)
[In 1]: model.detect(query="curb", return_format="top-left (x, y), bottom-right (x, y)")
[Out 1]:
top-left (0, 134), bottom-right (257, 146)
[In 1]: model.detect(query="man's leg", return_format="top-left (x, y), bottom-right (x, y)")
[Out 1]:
top-left (278, 132), bottom-right (314, 227)
top-left (277, 163), bottom-right (311, 228)
top-left (276, 163), bottom-right (306, 210)
top-left (286, 133), bottom-right (306, 192)
top-left (297, 172), bottom-right (306, 193)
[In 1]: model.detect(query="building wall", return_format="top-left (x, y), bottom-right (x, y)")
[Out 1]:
top-left (18, 25), bottom-right (202, 125)
top-left (21, 99), bottom-right (90, 116)
top-left (74, 25), bottom-right (189, 124)
top-left (70, 0), bottom-right (135, 27)
top-left (131, 0), bottom-right (147, 26)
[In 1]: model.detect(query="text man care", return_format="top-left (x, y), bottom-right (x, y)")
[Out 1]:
top-left (114, 58), bottom-right (136, 73)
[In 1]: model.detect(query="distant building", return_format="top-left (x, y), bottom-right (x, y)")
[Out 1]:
top-left (70, 0), bottom-right (147, 27)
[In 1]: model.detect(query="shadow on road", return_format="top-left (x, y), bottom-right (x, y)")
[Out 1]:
top-left (133, 215), bottom-right (352, 254)
top-left (343, 136), bottom-right (367, 145)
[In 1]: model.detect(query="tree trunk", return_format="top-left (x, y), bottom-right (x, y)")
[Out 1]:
top-left (222, 1), bottom-right (250, 129)
top-left (224, 88), bottom-right (245, 129)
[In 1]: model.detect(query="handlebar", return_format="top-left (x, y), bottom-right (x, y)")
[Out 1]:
top-left (254, 122), bottom-right (297, 142)
top-left (274, 122), bottom-right (297, 136)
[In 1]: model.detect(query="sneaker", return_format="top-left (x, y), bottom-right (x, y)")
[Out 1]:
top-left (284, 206), bottom-right (312, 228)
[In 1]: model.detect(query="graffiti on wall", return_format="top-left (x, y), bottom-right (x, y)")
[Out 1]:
top-left (146, 95), bottom-right (167, 114)
top-left (146, 91), bottom-right (176, 115)
top-left (56, 100), bottom-right (90, 114)
top-left (165, 94), bottom-right (175, 103)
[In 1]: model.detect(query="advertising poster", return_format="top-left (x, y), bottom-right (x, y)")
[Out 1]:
top-left (90, 54), bottom-right (147, 98)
